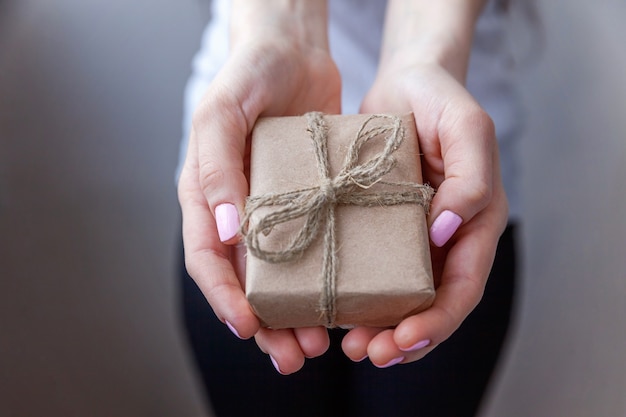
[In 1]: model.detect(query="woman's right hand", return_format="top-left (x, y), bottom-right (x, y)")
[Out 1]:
top-left (177, 0), bottom-right (341, 375)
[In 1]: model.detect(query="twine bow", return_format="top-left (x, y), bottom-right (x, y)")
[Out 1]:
top-left (241, 112), bottom-right (434, 327)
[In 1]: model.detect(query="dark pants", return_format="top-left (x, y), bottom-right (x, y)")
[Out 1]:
top-left (179, 225), bottom-right (518, 417)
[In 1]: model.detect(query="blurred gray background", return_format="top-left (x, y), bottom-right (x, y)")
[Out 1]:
top-left (1, 1), bottom-right (624, 416)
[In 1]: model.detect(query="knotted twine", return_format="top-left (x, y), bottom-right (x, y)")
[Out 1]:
top-left (240, 112), bottom-right (434, 327)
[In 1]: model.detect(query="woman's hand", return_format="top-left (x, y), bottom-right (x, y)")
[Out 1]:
top-left (341, 0), bottom-right (508, 367)
top-left (177, 0), bottom-right (341, 375)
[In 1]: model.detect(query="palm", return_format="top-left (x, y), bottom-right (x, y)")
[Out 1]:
top-left (228, 38), bottom-right (341, 119)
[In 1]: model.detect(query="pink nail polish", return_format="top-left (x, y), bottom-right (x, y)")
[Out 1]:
top-left (225, 320), bottom-right (243, 339)
top-left (375, 356), bottom-right (405, 368)
top-left (270, 355), bottom-right (286, 375)
top-left (399, 339), bottom-right (430, 352)
top-left (430, 210), bottom-right (463, 247)
top-left (215, 203), bottom-right (239, 242)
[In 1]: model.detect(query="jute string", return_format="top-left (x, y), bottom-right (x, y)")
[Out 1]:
top-left (240, 112), bottom-right (434, 327)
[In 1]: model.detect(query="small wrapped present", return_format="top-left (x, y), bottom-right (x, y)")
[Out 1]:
top-left (241, 112), bottom-right (435, 329)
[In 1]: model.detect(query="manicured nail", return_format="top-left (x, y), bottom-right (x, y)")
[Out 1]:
top-left (225, 320), bottom-right (243, 339)
top-left (215, 203), bottom-right (239, 242)
top-left (354, 354), bottom-right (369, 363)
top-left (399, 339), bottom-right (430, 352)
top-left (375, 356), bottom-right (405, 368)
top-left (270, 355), bottom-right (286, 375)
top-left (430, 210), bottom-right (463, 247)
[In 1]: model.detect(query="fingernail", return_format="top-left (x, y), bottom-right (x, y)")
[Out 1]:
top-left (375, 356), bottom-right (405, 368)
top-left (215, 203), bottom-right (239, 242)
top-left (354, 354), bottom-right (369, 363)
top-left (270, 355), bottom-right (286, 375)
top-left (225, 320), bottom-right (243, 339)
top-left (399, 339), bottom-right (430, 352)
top-left (430, 210), bottom-right (463, 247)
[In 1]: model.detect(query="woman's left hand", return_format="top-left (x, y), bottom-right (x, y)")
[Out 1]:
top-left (341, 58), bottom-right (508, 367)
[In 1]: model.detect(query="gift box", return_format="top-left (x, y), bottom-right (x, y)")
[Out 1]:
top-left (241, 112), bottom-right (435, 329)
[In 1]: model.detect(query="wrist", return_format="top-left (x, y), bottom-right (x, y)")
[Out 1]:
top-left (379, 0), bottom-right (487, 83)
top-left (230, 0), bottom-right (329, 52)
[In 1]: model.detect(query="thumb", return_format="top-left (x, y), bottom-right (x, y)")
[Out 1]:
top-left (192, 87), bottom-right (252, 244)
top-left (427, 107), bottom-right (497, 247)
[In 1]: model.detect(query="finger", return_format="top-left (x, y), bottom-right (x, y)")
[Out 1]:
top-left (341, 326), bottom-right (384, 362)
top-left (347, 205), bottom-right (504, 367)
top-left (426, 104), bottom-right (496, 247)
top-left (345, 328), bottom-right (432, 367)
top-left (191, 77), bottom-right (254, 245)
top-left (356, 191), bottom-right (506, 367)
top-left (389, 148), bottom-right (508, 363)
top-left (363, 329), bottom-right (437, 367)
top-left (178, 146), bottom-right (260, 340)
top-left (392, 203), bottom-right (506, 361)
top-left (360, 231), bottom-right (494, 367)
top-left (255, 328), bottom-right (306, 375)
top-left (293, 327), bottom-right (330, 358)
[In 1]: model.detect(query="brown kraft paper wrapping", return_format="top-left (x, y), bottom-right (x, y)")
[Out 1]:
top-left (242, 112), bottom-right (435, 329)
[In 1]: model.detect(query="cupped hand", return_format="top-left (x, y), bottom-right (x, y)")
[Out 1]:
top-left (342, 61), bottom-right (509, 367)
top-left (177, 31), bottom-right (341, 374)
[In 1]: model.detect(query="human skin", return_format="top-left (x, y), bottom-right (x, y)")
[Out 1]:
top-left (340, 0), bottom-right (508, 368)
top-left (177, 0), bottom-right (508, 374)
